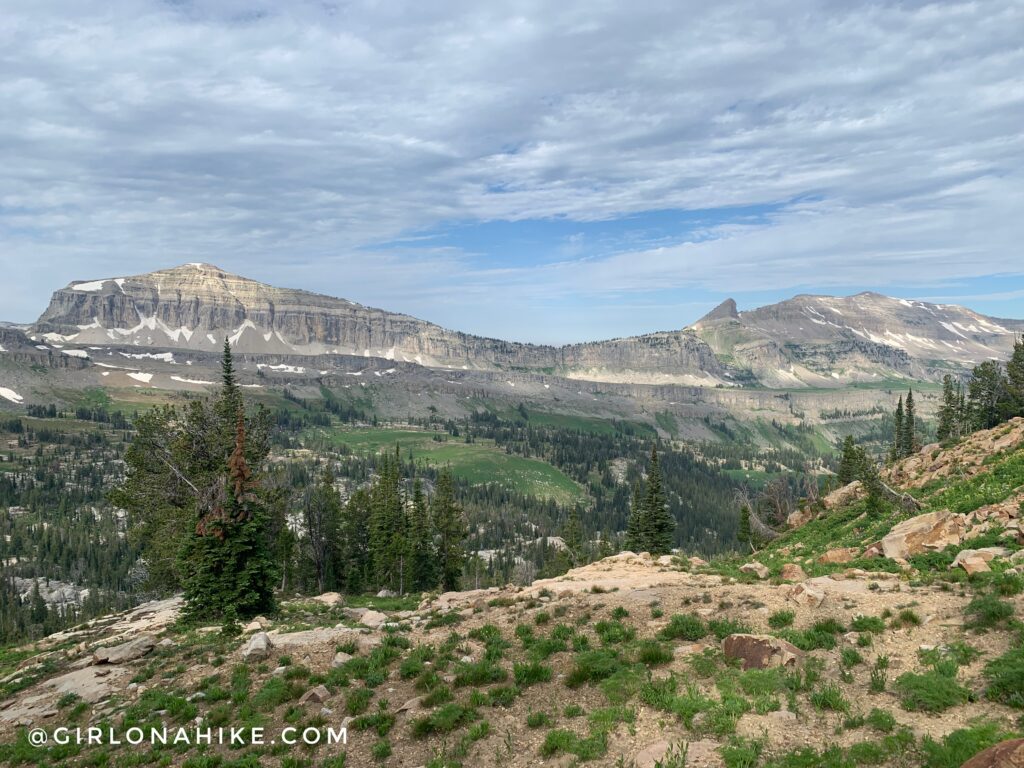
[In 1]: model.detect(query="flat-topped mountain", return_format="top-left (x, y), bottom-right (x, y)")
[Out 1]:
top-left (29, 264), bottom-right (1023, 388)
top-left (32, 263), bottom-right (724, 386)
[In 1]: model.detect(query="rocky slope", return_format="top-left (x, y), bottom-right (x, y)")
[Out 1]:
top-left (2, 423), bottom-right (1023, 767)
top-left (690, 292), bottom-right (1024, 387)
top-left (28, 264), bottom-right (1023, 390)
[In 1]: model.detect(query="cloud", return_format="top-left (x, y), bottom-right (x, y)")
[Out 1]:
top-left (0, 0), bottom-right (1022, 342)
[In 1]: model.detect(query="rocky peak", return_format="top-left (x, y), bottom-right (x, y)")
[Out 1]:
top-left (694, 298), bottom-right (739, 325)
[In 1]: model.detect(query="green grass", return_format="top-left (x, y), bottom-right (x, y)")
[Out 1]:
top-left (893, 670), bottom-right (970, 712)
top-left (919, 721), bottom-right (1023, 768)
top-left (983, 644), bottom-right (1024, 708)
top-left (658, 613), bottom-right (707, 641)
top-left (311, 426), bottom-right (585, 504)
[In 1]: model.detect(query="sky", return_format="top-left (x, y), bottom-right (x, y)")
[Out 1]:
top-left (1, 0), bottom-right (1023, 344)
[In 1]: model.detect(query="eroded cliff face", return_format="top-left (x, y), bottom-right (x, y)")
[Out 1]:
top-left (690, 292), bottom-right (1023, 387)
top-left (30, 264), bottom-right (1022, 389)
top-left (32, 264), bottom-right (727, 385)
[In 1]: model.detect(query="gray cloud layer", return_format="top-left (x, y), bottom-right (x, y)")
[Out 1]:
top-left (1, 0), bottom-right (1022, 341)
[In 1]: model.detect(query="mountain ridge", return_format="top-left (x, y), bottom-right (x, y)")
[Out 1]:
top-left (27, 263), bottom-right (1024, 389)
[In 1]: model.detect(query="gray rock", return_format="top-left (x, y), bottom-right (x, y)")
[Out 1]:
top-left (92, 634), bottom-right (156, 664)
top-left (243, 632), bottom-right (272, 661)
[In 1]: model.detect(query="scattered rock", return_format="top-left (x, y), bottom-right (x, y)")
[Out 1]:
top-left (312, 592), bottom-right (344, 607)
top-left (957, 554), bottom-right (992, 575)
top-left (961, 738), bottom-right (1024, 768)
top-left (816, 547), bottom-right (860, 565)
top-left (243, 632), bottom-right (272, 662)
top-left (357, 610), bottom-right (388, 629)
top-left (299, 685), bottom-right (331, 705)
top-left (950, 547), bottom-right (1010, 571)
top-left (823, 480), bottom-right (864, 510)
top-left (396, 696), bottom-right (423, 715)
top-left (722, 634), bottom-right (804, 670)
top-left (781, 582), bottom-right (826, 608)
top-left (332, 651), bottom-right (353, 668)
top-left (880, 509), bottom-right (967, 560)
top-left (92, 634), bottom-right (156, 664)
top-left (780, 563), bottom-right (807, 582)
top-left (740, 562), bottom-right (770, 579)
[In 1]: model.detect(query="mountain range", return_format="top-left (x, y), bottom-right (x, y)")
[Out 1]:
top-left (24, 262), bottom-right (1022, 389)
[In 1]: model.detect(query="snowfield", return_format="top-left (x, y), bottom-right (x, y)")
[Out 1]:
top-left (127, 372), bottom-right (153, 383)
top-left (0, 387), bottom-right (24, 403)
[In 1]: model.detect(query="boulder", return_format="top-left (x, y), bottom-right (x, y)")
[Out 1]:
top-left (823, 481), bottom-right (864, 510)
top-left (243, 632), bottom-right (272, 661)
top-left (880, 510), bottom-right (967, 560)
top-left (299, 685), bottom-right (331, 705)
top-left (787, 508), bottom-right (814, 529)
top-left (656, 555), bottom-right (675, 567)
top-left (958, 554), bottom-right (992, 576)
top-left (739, 562), bottom-right (770, 579)
top-left (92, 634), bottom-right (156, 665)
top-left (376, 589), bottom-right (398, 598)
top-left (722, 634), bottom-right (804, 670)
top-left (950, 547), bottom-right (1010, 571)
top-left (359, 610), bottom-right (388, 629)
top-left (332, 651), bottom-right (353, 668)
top-left (782, 582), bottom-right (825, 608)
top-left (688, 556), bottom-right (709, 568)
top-left (780, 563), bottom-right (807, 582)
top-left (961, 738), bottom-right (1024, 768)
top-left (396, 696), bottom-right (423, 715)
top-left (312, 592), bottom-right (344, 607)
top-left (816, 547), bottom-right (860, 565)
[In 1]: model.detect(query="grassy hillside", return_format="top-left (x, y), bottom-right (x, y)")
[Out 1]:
top-left (309, 426), bottom-right (586, 505)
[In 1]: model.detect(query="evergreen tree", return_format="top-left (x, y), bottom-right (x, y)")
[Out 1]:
top-left (408, 478), bottom-right (438, 591)
top-left (113, 341), bottom-right (276, 622)
top-left (837, 436), bottom-right (860, 485)
top-left (1005, 336), bottom-right (1024, 419)
top-left (902, 389), bottom-right (918, 456)
top-left (180, 410), bottom-right (277, 622)
top-left (339, 488), bottom-right (372, 593)
top-left (302, 470), bottom-right (342, 593)
top-left (936, 375), bottom-right (959, 443)
top-left (562, 505), bottom-right (584, 566)
top-left (890, 396), bottom-right (904, 462)
top-left (623, 480), bottom-right (645, 552)
top-left (968, 360), bottom-right (1008, 430)
top-left (737, 505), bottom-right (753, 551)
top-left (368, 448), bottom-right (409, 593)
top-left (432, 467), bottom-right (466, 591)
top-left (642, 446), bottom-right (675, 555)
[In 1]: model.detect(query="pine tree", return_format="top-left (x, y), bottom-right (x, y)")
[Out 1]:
top-left (737, 505), bottom-right (753, 551)
top-left (562, 505), bottom-right (584, 566)
top-left (837, 436), bottom-right (859, 485)
top-left (114, 340), bottom-right (276, 620)
top-left (303, 470), bottom-right (342, 593)
top-left (890, 396), bottom-right (904, 462)
top-left (936, 375), bottom-right (959, 443)
top-left (409, 478), bottom-right (438, 591)
top-left (432, 467), bottom-right (466, 591)
top-left (623, 480), bottom-right (645, 552)
top-left (902, 389), bottom-right (918, 456)
top-left (642, 445), bottom-right (675, 555)
top-left (181, 408), bottom-right (277, 622)
top-left (368, 448), bottom-right (409, 593)
top-left (968, 361), bottom-right (1007, 430)
top-left (339, 488), bottom-right (372, 593)
top-left (1005, 336), bottom-right (1024, 419)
